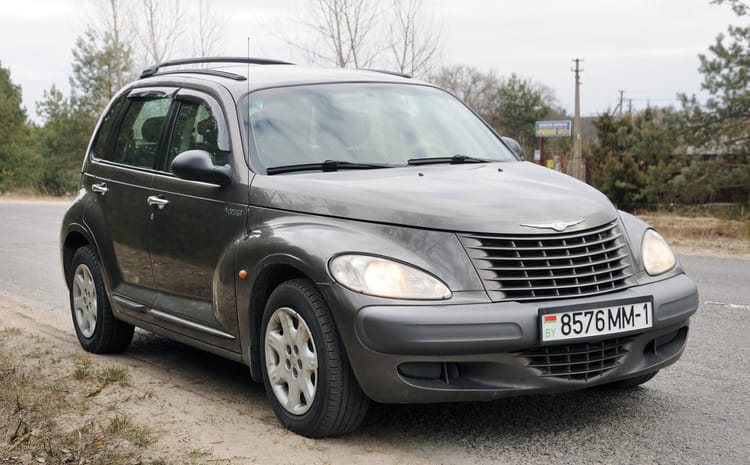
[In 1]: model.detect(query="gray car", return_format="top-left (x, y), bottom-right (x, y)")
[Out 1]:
top-left (60, 58), bottom-right (699, 438)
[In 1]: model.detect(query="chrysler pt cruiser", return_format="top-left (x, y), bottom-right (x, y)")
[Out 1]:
top-left (60, 57), bottom-right (699, 437)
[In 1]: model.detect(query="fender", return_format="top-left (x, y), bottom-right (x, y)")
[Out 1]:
top-left (233, 206), bottom-right (486, 376)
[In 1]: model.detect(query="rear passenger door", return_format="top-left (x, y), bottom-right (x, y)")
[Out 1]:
top-left (83, 87), bottom-right (175, 309)
top-left (148, 89), bottom-right (246, 350)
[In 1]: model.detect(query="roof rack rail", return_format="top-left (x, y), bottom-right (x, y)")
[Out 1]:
top-left (362, 69), bottom-right (412, 79)
top-left (140, 57), bottom-right (294, 79)
top-left (158, 69), bottom-right (248, 81)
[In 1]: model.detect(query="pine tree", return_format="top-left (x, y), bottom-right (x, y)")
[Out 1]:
top-left (0, 62), bottom-right (28, 191)
top-left (678, 0), bottom-right (750, 206)
top-left (492, 74), bottom-right (554, 153)
top-left (70, 26), bottom-right (134, 116)
top-left (34, 86), bottom-right (95, 195)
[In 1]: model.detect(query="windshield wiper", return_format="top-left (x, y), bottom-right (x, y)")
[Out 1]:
top-left (407, 154), bottom-right (489, 166)
top-left (266, 160), bottom-right (393, 175)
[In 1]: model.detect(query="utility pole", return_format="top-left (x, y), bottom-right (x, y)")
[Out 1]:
top-left (618, 90), bottom-right (625, 117)
top-left (570, 58), bottom-right (584, 182)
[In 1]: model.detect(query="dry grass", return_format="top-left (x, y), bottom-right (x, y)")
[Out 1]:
top-left (637, 212), bottom-right (750, 257)
top-left (0, 329), bottom-right (214, 465)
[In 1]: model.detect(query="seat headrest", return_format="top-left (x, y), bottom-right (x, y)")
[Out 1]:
top-left (197, 118), bottom-right (218, 142)
top-left (141, 116), bottom-right (165, 142)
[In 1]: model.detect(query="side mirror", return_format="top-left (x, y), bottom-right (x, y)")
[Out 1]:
top-left (501, 136), bottom-right (524, 160)
top-left (171, 150), bottom-right (232, 187)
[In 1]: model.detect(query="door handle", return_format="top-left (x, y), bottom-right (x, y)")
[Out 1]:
top-left (147, 195), bottom-right (170, 209)
top-left (91, 183), bottom-right (109, 195)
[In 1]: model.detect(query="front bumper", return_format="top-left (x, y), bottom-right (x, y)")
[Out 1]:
top-left (326, 273), bottom-right (698, 403)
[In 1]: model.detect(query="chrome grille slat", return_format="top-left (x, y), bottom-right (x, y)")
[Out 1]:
top-left (463, 222), bottom-right (618, 242)
top-left (488, 287), bottom-right (625, 302)
top-left (478, 242), bottom-right (627, 262)
top-left (478, 253), bottom-right (630, 272)
top-left (465, 232), bottom-right (623, 252)
top-left (486, 274), bottom-right (628, 292)
top-left (481, 263), bottom-right (630, 282)
top-left (460, 220), bottom-right (634, 302)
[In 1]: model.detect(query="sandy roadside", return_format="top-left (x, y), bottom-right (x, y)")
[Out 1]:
top-left (0, 297), bottom-right (434, 465)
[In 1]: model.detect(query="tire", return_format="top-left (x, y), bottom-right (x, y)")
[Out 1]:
top-left (598, 370), bottom-right (659, 390)
top-left (260, 278), bottom-right (369, 437)
top-left (69, 246), bottom-right (134, 353)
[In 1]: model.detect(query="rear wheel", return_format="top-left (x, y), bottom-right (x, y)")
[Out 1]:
top-left (69, 246), bottom-right (134, 353)
top-left (260, 278), bottom-right (369, 437)
top-left (599, 371), bottom-right (659, 389)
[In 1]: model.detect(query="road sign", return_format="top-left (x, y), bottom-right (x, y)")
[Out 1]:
top-left (535, 120), bottom-right (572, 138)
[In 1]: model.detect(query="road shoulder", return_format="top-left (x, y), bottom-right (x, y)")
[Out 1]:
top-left (0, 296), bottom-right (431, 465)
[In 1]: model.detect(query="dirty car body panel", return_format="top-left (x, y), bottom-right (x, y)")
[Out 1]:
top-left (61, 60), bottom-right (699, 436)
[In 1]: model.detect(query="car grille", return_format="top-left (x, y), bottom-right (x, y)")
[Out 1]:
top-left (520, 337), bottom-right (633, 381)
top-left (458, 220), bottom-right (634, 302)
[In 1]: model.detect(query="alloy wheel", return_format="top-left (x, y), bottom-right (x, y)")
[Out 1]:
top-left (72, 263), bottom-right (98, 338)
top-left (264, 306), bottom-right (319, 415)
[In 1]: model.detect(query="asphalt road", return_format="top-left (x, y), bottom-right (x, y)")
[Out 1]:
top-left (0, 200), bottom-right (69, 312)
top-left (1, 200), bottom-right (749, 464)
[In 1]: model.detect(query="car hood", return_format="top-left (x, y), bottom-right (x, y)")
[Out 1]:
top-left (249, 161), bottom-right (618, 234)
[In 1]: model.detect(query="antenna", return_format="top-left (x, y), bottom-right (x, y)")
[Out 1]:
top-left (247, 36), bottom-right (252, 178)
top-left (245, 37), bottom-right (252, 232)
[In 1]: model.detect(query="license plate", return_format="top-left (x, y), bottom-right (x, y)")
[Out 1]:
top-left (539, 297), bottom-right (653, 344)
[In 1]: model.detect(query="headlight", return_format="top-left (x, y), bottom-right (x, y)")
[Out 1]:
top-left (641, 229), bottom-right (676, 275)
top-left (329, 255), bottom-right (452, 300)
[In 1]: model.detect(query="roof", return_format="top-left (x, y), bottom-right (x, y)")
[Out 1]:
top-left (137, 58), bottom-right (418, 95)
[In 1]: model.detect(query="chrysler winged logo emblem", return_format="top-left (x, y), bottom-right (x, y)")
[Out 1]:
top-left (520, 219), bottom-right (584, 232)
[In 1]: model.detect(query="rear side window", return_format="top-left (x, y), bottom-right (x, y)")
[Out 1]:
top-left (90, 96), bottom-right (127, 160)
top-left (108, 97), bottom-right (172, 169)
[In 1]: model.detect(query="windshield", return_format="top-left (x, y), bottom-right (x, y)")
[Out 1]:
top-left (241, 83), bottom-right (516, 171)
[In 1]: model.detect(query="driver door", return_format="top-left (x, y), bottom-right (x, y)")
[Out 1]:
top-left (147, 90), bottom-right (247, 351)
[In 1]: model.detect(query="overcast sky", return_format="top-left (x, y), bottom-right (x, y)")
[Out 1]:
top-left (0, 0), bottom-right (740, 122)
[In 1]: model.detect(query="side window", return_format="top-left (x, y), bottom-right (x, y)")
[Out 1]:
top-left (110, 97), bottom-right (171, 169)
top-left (166, 100), bottom-right (226, 171)
top-left (91, 96), bottom-right (127, 160)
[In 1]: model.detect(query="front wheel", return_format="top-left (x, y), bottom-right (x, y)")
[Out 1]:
top-left (69, 246), bottom-right (134, 353)
top-left (260, 278), bottom-right (369, 437)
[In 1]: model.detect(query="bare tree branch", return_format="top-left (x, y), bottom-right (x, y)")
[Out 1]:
top-left (193, 0), bottom-right (225, 57)
top-left (429, 65), bottom-right (500, 117)
top-left (134, 0), bottom-right (185, 65)
top-left (105, 0), bottom-right (131, 89)
top-left (287, 0), bottom-right (383, 68)
top-left (279, 0), bottom-right (441, 72)
top-left (388, 0), bottom-right (442, 77)
top-left (72, 0), bottom-right (135, 112)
